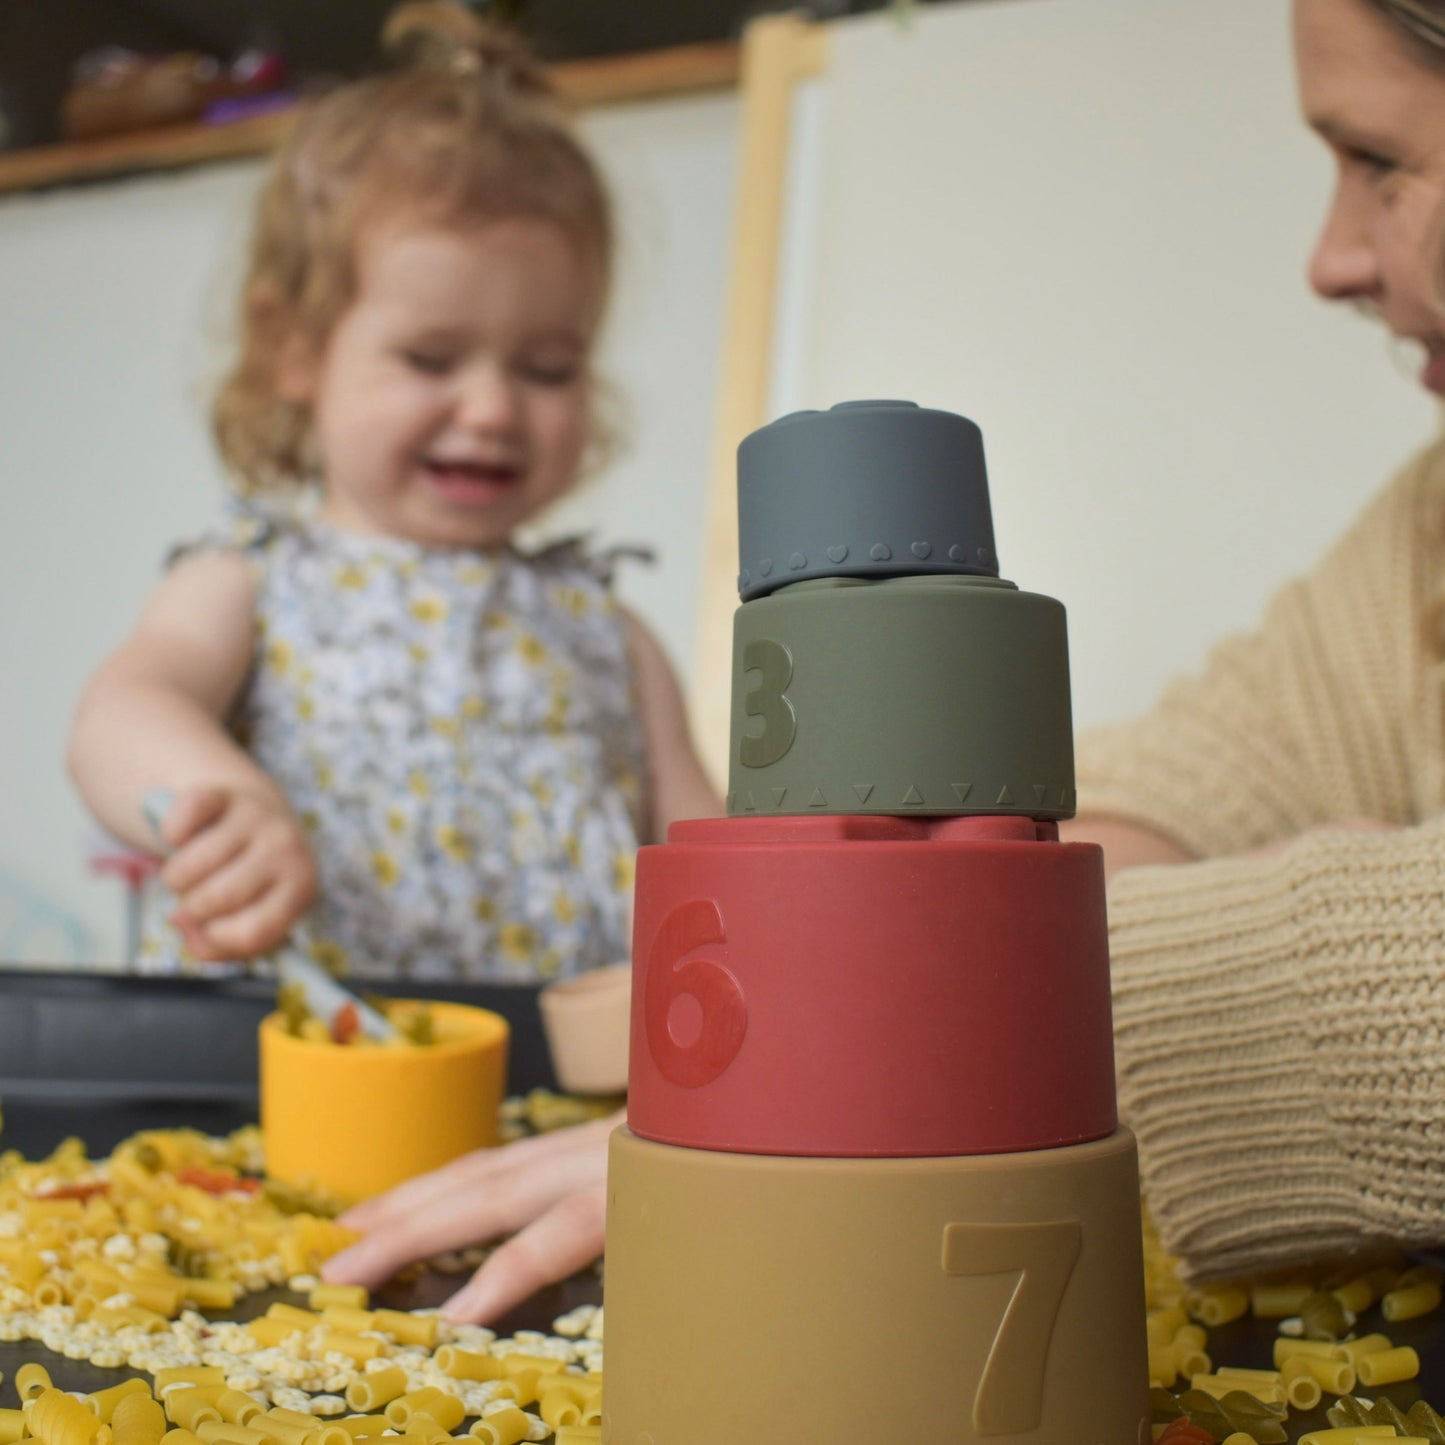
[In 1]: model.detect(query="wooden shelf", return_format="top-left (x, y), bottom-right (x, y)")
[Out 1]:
top-left (0, 40), bottom-right (741, 198)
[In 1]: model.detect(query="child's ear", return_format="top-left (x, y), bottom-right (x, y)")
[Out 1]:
top-left (274, 330), bottom-right (321, 406)
top-left (248, 279), bottom-right (319, 405)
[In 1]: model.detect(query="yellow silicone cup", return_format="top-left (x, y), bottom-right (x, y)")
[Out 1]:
top-left (260, 1002), bottom-right (509, 1203)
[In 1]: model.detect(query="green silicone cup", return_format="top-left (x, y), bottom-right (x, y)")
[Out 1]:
top-left (727, 575), bottom-right (1075, 819)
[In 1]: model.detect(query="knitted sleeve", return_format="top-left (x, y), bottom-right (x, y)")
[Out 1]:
top-left (1075, 447), bottom-right (1445, 858)
top-left (1110, 816), bottom-right (1445, 1281)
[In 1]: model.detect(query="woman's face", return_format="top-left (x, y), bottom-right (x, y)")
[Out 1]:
top-left (1295, 0), bottom-right (1445, 393)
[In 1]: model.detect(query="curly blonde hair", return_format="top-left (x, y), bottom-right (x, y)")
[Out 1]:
top-left (212, 5), bottom-right (614, 493)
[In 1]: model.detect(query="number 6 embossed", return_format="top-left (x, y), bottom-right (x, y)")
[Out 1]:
top-left (942, 1219), bottom-right (1083, 1435)
top-left (643, 898), bottom-right (749, 1088)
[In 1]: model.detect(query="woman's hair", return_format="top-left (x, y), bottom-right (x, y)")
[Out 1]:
top-left (212, 3), bottom-right (614, 492)
top-left (1366, 0), bottom-right (1445, 58)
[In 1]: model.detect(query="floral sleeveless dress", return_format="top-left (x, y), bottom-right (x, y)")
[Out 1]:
top-left (137, 501), bottom-right (648, 982)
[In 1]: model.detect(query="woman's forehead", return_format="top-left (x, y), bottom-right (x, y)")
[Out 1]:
top-left (1295, 0), bottom-right (1445, 137)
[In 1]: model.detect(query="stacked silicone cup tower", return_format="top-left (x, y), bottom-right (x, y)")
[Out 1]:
top-left (604, 401), bottom-right (1151, 1443)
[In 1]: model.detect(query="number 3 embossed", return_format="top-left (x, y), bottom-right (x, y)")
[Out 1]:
top-left (644, 899), bottom-right (748, 1088)
top-left (942, 1219), bottom-right (1083, 1435)
top-left (739, 638), bottom-right (797, 768)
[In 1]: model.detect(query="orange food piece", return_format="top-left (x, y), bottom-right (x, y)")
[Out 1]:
top-left (1157, 1418), bottom-right (1216, 1445)
top-left (330, 1003), bottom-right (360, 1045)
top-left (176, 1166), bottom-right (259, 1195)
top-left (33, 1180), bottom-right (110, 1201)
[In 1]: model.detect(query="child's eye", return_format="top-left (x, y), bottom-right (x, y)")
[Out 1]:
top-left (520, 362), bottom-right (582, 387)
top-left (402, 350), bottom-right (455, 376)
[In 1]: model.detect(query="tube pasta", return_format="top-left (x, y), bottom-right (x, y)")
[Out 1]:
top-left (1356, 1347), bottom-right (1421, 1388)
top-left (308, 1286), bottom-right (369, 1312)
top-left (1278, 1360), bottom-right (1324, 1413)
top-left (1382, 1281), bottom-right (1442, 1323)
top-left (1187, 1286), bottom-right (1250, 1327)
top-left (384, 1391), bottom-right (465, 1433)
top-left (1299, 1431), bottom-right (1407, 1445)
top-left (85, 1382), bottom-right (152, 1423)
top-left (315, 1331), bottom-right (383, 1365)
top-left (164, 1392), bottom-right (223, 1433)
top-left (30, 1387), bottom-right (106, 1445)
top-left (16, 1364), bottom-right (53, 1402)
top-left (1272, 1338), bottom-right (1345, 1368)
top-left (0, 1126), bottom-right (609, 1445)
top-left (467, 1408), bottom-right (530, 1445)
top-left (343, 1368), bottom-right (407, 1413)
top-left (434, 1349), bottom-right (503, 1383)
top-left (371, 1310), bottom-right (437, 1349)
top-left (1251, 1284), bottom-right (1313, 1319)
top-left (1338, 1334), bottom-right (1394, 1364)
top-left (111, 1396), bottom-right (167, 1445)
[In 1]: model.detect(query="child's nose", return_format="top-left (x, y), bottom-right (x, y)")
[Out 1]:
top-left (458, 368), bottom-right (523, 434)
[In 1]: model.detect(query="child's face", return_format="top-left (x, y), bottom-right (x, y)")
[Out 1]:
top-left (296, 216), bottom-right (602, 548)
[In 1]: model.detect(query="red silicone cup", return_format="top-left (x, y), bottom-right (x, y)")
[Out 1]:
top-left (627, 814), bottom-right (1117, 1158)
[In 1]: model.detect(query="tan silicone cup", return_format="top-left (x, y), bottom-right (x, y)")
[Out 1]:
top-left (604, 1126), bottom-right (1151, 1444)
top-left (260, 1002), bottom-right (509, 1203)
top-left (538, 962), bottom-right (631, 1095)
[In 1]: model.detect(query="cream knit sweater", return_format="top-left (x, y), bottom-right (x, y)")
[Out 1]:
top-left (1075, 437), bottom-right (1445, 1281)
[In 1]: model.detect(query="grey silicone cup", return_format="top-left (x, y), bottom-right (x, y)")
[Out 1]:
top-left (736, 401), bottom-right (999, 601)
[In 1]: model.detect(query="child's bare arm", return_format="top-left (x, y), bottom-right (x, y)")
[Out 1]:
top-left (68, 552), bottom-right (317, 958)
top-left (623, 609), bottom-right (723, 840)
top-left (69, 552), bottom-right (265, 842)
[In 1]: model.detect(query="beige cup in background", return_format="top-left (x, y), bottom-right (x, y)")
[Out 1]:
top-left (539, 961), bottom-right (632, 1095)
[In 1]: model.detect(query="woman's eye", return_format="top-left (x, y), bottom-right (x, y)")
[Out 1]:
top-left (1353, 147), bottom-right (1397, 180)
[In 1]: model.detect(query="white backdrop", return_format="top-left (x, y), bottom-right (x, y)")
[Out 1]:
top-left (763, 0), bottom-right (1439, 735)
top-left (0, 89), bottom-right (737, 964)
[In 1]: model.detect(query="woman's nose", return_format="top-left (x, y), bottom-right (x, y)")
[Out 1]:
top-left (1308, 184), bottom-right (1380, 301)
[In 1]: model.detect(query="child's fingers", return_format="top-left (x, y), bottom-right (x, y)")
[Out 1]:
top-left (337, 1121), bottom-right (609, 1233)
top-left (191, 880), bottom-right (305, 960)
top-left (172, 912), bottom-right (229, 963)
top-left (439, 1185), bottom-right (607, 1325)
top-left (159, 784), bottom-right (232, 850)
top-left (324, 1120), bottom-right (615, 1290)
top-left (173, 848), bottom-right (274, 928)
top-left (324, 1172), bottom-right (524, 1290)
top-left (161, 815), bottom-right (251, 897)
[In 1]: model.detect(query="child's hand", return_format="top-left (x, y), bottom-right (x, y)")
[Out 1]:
top-left (320, 1111), bottom-right (619, 1323)
top-left (155, 784), bottom-right (319, 962)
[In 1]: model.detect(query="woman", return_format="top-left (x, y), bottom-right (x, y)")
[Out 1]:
top-left (325, 0), bottom-right (1445, 1318)
top-left (1064, 0), bottom-right (1445, 1282)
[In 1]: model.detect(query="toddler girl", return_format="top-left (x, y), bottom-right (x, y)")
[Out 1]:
top-left (67, 8), bottom-right (720, 980)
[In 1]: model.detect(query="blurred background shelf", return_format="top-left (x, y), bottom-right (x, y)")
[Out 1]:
top-left (0, 40), bottom-right (741, 197)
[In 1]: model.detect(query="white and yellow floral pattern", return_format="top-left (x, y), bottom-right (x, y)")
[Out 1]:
top-left (138, 502), bottom-right (647, 982)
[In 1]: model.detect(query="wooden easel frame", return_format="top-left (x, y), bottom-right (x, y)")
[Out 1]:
top-left (690, 14), bottom-right (830, 783)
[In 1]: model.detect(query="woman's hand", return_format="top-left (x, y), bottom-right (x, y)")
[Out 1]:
top-left (320, 1112), bottom-right (619, 1324)
top-left (157, 783), bottom-right (318, 960)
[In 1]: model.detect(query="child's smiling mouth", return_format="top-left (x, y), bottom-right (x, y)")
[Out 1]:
top-left (421, 457), bottom-right (523, 502)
